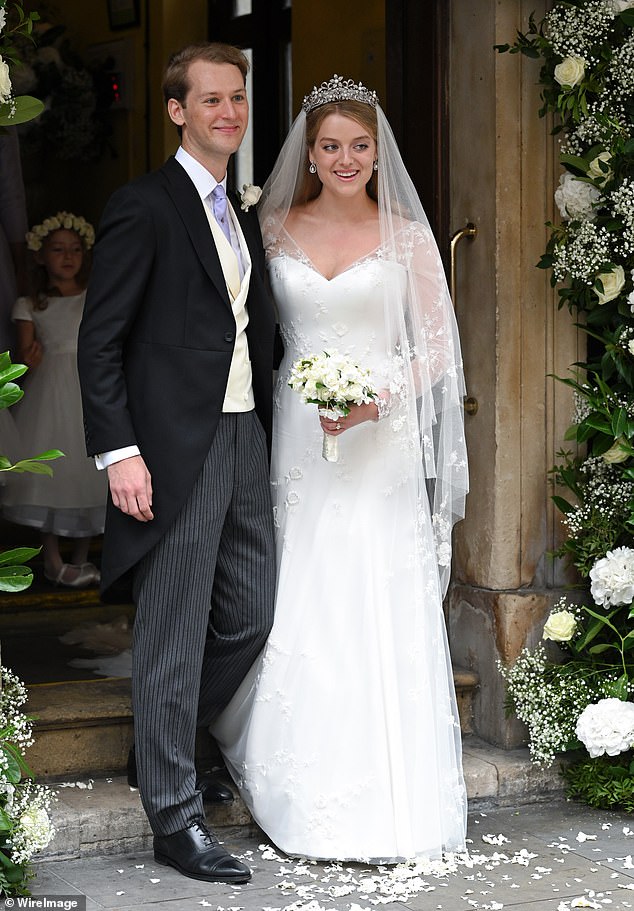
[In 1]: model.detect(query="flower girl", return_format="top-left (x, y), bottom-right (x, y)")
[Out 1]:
top-left (3, 212), bottom-right (106, 587)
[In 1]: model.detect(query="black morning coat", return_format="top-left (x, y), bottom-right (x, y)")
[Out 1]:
top-left (77, 156), bottom-right (276, 602)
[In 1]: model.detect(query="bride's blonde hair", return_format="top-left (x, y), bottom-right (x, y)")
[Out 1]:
top-left (295, 100), bottom-right (379, 206)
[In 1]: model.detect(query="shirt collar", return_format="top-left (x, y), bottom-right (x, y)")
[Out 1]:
top-left (174, 146), bottom-right (227, 201)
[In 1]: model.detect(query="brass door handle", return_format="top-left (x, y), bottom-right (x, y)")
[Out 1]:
top-left (449, 222), bottom-right (478, 416)
top-left (449, 221), bottom-right (477, 305)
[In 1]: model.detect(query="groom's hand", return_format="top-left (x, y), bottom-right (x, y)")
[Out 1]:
top-left (107, 455), bottom-right (154, 521)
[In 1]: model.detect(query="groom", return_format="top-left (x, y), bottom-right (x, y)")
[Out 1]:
top-left (78, 42), bottom-right (276, 883)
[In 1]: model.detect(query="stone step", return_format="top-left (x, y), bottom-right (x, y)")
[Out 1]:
top-left (25, 678), bottom-right (134, 779)
top-left (23, 664), bottom-right (480, 780)
top-left (38, 736), bottom-right (565, 862)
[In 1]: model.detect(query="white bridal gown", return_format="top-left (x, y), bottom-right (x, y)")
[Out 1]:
top-left (214, 222), bottom-right (467, 863)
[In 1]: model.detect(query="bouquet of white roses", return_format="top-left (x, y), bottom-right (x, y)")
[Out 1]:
top-left (288, 350), bottom-right (376, 462)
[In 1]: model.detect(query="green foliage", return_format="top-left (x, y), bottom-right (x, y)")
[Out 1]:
top-left (499, 2), bottom-right (634, 794)
top-left (0, 1), bottom-right (44, 128)
top-left (0, 351), bottom-right (63, 592)
top-left (562, 751), bottom-right (634, 812)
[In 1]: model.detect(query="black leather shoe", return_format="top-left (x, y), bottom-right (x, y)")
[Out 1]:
top-left (127, 747), bottom-right (234, 803)
top-left (196, 771), bottom-right (234, 803)
top-left (154, 818), bottom-right (251, 883)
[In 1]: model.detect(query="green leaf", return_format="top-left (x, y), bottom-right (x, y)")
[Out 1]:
top-left (0, 569), bottom-right (34, 592)
top-left (576, 616), bottom-right (608, 650)
top-left (0, 382), bottom-right (24, 410)
top-left (0, 807), bottom-right (11, 832)
top-left (612, 408), bottom-right (629, 438)
top-left (0, 546), bottom-right (40, 566)
top-left (0, 95), bottom-right (44, 127)
top-left (7, 450), bottom-right (64, 476)
top-left (588, 643), bottom-right (613, 654)
top-left (0, 361), bottom-right (27, 385)
top-left (606, 675), bottom-right (630, 700)
top-left (552, 495), bottom-right (574, 514)
top-left (559, 153), bottom-right (591, 174)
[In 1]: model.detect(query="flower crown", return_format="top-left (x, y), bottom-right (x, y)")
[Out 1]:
top-left (26, 211), bottom-right (95, 252)
top-left (302, 75), bottom-right (379, 114)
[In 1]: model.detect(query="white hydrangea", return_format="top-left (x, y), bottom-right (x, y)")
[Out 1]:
top-left (589, 546), bottom-right (634, 607)
top-left (554, 172), bottom-right (601, 220)
top-left (575, 697), bottom-right (634, 757)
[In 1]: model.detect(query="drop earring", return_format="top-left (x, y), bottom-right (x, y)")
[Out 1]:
top-left (373, 160), bottom-right (378, 171)
top-left (309, 161), bottom-right (317, 174)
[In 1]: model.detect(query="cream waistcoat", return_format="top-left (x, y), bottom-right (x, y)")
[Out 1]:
top-left (204, 200), bottom-right (255, 412)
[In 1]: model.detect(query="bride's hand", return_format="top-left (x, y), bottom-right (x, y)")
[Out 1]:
top-left (319, 401), bottom-right (379, 435)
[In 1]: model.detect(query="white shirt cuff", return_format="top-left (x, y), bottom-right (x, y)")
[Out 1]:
top-left (95, 445), bottom-right (141, 470)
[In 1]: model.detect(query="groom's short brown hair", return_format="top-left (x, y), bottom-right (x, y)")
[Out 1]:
top-left (162, 42), bottom-right (249, 107)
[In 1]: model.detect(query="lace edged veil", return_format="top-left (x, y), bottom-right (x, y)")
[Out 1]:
top-left (259, 102), bottom-right (468, 596)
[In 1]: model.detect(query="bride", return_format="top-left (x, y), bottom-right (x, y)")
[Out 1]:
top-left (213, 75), bottom-right (469, 863)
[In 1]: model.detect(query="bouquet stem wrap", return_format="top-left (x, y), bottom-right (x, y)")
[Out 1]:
top-left (319, 408), bottom-right (341, 462)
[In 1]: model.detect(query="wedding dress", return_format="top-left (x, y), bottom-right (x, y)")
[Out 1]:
top-left (213, 219), bottom-right (468, 863)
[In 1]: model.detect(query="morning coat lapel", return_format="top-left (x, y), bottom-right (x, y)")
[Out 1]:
top-left (160, 156), bottom-right (231, 308)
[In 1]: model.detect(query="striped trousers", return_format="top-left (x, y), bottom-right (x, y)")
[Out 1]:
top-left (131, 411), bottom-right (275, 835)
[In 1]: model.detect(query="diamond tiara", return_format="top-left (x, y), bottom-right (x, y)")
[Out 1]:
top-left (302, 74), bottom-right (379, 114)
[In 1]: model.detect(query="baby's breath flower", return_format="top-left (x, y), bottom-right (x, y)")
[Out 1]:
top-left (552, 222), bottom-right (612, 285)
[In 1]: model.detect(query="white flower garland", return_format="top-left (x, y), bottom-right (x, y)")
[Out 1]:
top-left (26, 211), bottom-right (95, 252)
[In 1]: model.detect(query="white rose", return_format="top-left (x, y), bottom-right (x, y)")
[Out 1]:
top-left (610, 0), bottom-right (634, 11)
top-left (588, 151), bottom-right (613, 185)
top-left (575, 698), bottom-right (634, 758)
top-left (554, 56), bottom-right (586, 89)
top-left (554, 172), bottom-right (600, 221)
top-left (594, 265), bottom-right (625, 304)
top-left (0, 56), bottom-right (12, 105)
top-left (0, 8), bottom-right (7, 34)
top-left (542, 609), bottom-right (577, 642)
top-left (240, 184), bottom-right (262, 211)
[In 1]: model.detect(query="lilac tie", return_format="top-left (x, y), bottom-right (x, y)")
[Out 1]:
top-left (211, 185), bottom-right (232, 246)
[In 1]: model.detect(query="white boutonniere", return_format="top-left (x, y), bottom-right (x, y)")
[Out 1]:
top-left (240, 184), bottom-right (262, 211)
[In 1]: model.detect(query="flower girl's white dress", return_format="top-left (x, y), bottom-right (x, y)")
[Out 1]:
top-left (214, 222), bottom-right (467, 863)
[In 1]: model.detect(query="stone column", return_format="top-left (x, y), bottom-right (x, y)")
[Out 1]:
top-left (446, 0), bottom-right (583, 746)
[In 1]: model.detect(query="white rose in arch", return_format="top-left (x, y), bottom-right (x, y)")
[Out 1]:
top-left (542, 609), bottom-right (577, 642)
top-left (554, 56), bottom-right (586, 89)
top-left (0, 56), bottom-right (12, 105)
top-left (588, 150), bottom-right (613, 185)
top-left (594, 265), bottom-right (626, 305)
